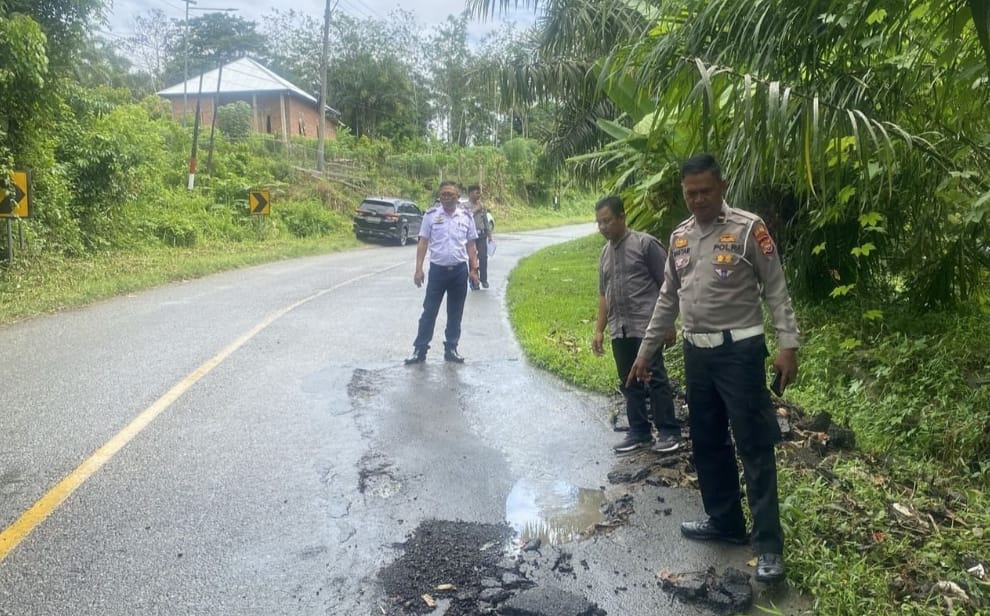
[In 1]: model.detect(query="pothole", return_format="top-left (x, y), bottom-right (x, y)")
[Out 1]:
top-left (505, 477), bottom-right (605, 546)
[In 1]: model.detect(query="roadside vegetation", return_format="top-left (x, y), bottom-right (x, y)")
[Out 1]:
top-left (508, 236), bottom-right (990, 615)
top-left (3, 1), bottom-right (990, 613)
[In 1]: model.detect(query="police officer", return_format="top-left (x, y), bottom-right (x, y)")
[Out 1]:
top-left (466, 184), bottom-right (493, 290)
top-left (628, 153), bottom-right (799, 583)
top-left (405, 181), bottom-right (480, 364)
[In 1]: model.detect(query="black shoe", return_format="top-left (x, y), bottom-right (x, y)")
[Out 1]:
top-left (756, 553), bottom-right (786, 583)
top-left (481, 281), bottom-right (489, 289)
top-left (652, 434), bottom-right (684, 454)
top-left (444, 348), bottom-right (465, 363)
top-left (613, 433), bottom-right (653, 453)
top-left (680, 518), bottom-right (749, 545)
top-left (404, 349), bottom-right (427, 365)
top-left (470, 283), bottom-right (480, 290)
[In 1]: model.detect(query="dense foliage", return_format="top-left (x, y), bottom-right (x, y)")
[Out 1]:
top-left (472, 0), bottom-right (990, 311)
top-left (0, 1), bottom-right (580, 266)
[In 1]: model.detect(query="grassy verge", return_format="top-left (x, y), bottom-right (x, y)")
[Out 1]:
top-left (508, 236), bottom-right (990, 615)
top-left (0, 202), bottom-right (589, 327)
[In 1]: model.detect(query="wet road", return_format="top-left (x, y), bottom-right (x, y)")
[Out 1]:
top-left (0, 224), bottom-right (805, 615)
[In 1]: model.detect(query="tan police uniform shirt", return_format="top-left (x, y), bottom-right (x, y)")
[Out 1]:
top-left (639, 203), bottom-right (800, 358)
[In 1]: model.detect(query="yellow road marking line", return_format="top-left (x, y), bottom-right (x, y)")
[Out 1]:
top-left (0, 263), bottom-right (404, 562)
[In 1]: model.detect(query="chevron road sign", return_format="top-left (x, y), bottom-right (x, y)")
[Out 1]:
top-left (249, 190), bottom-right (270, 215)
top-left (0, 171), bottom-right (29, 218)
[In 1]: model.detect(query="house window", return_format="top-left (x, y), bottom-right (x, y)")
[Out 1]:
top-left (266, 116), bottom-right (273, 134)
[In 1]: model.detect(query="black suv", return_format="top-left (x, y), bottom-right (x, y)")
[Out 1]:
top-left (353, 197), bottom-right (423, 246)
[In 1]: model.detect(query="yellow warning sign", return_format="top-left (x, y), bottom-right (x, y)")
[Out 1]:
top-left (0, 171), bottom-right (29, 218)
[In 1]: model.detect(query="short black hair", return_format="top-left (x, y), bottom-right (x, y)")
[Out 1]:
top-left (595, 195), bottom-right (624, 218)
top-left (467, 184), bottom-right (480, 192)
top-left (680, 153), bottom-right (722, 180)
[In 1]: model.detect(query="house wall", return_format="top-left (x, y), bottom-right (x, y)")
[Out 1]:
top-left (167, 93), bottom-right (336, 140)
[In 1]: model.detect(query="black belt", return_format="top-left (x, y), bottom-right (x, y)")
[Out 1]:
top-left (430, 262), bottom-right (466, 271)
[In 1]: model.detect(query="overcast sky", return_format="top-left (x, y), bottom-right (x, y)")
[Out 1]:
top-left (103, 0), bottom-right (531, 41)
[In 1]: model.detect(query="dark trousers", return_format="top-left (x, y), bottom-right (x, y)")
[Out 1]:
top-left (611, 336), bottom-right (679, 439)
top-left (475, 235), bottom-right (488, 284)
top-left (683, 335), bottom-right (783, 554)
top-left (413, 262), bottom-right (468, 351)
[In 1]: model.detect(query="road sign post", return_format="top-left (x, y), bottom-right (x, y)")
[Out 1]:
top-left (0, 171), bottom-right (29, 219)
top-left (0, 171), bottom-right (30, 263)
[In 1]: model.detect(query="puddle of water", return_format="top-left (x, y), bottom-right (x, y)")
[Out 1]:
top-left (505, 477), bottom-right (604, 545)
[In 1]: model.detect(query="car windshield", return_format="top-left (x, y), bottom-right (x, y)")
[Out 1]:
top-left (359, 201), bottom-right (395, 214)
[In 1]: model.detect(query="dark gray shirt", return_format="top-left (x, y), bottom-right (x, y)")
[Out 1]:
top-left (598, 229), bottom-right (666, 339)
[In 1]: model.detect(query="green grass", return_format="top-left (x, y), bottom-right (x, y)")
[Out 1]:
top-left (507, 236), bottom-right (990, 615)
top-left (0, 200), bottom-right (589, 327)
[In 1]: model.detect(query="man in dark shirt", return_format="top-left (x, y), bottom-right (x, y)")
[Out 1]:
top-left (592, 196), bottom-right (682, 455)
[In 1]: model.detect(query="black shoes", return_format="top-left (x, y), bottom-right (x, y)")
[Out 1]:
top-left (756, 553), bottom-right (786, 583)
top-left (680, 518), bottom-right (749, 545)
top-left (443, 348), bottom-right (465, 363)
top-left (652, 434), bottom-right (684, 453)
top-left (406, 347), bottom-right (465, 363)
top-left (613, 433), bottom-right (653, 453)
top-left (404, 349), bottom-right (427, 365)
top-left (481, 281), bottom-right (489, 289)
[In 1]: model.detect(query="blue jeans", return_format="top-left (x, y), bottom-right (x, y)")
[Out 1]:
top-left (412, 262), bottom-right (468, 351)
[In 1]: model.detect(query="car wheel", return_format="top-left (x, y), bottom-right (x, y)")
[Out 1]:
top-left (397, 226), bottom-right (409, 246)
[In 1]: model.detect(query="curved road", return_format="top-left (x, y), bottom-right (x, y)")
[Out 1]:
top-left (0, 224), bottom-right (803, 615)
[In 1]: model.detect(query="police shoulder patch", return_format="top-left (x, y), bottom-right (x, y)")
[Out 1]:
top-left (753, 224), bottom-right (776, 256)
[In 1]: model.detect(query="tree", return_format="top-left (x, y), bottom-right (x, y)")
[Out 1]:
top-left (470, 0), bottom-right (990, 307)
top-left (258, 8), bottom-right (322, 90)
top-left (2, 0), bottom-right (103, 72)
top-left (467, 0), bottom-right (649, 164)
top-left (118, 9), bottom-right (179, 92)
top-left (425, 14), bottom-right (477, 145)
top-left (162, 12), bottom-right (264, 84)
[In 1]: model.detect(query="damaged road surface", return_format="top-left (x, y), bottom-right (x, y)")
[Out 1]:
top-left (0, 224), bottom-right (809, 616)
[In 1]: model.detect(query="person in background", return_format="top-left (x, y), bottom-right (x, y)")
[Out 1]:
top-left (592, 195), bottom-right (683, 455)
top-left (466, 184), bottom-right (493, 290)
top-left (405, 180), bottom-right (480, 364)
top-left (628, 153), bottom-right (799, 584)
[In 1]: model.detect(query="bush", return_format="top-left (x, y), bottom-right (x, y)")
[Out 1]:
top-left (216, 101), bottom-right (252, 140)
top-left (274, 199), bottom-right (341, 238)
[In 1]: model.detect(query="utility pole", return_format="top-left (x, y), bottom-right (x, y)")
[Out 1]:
top-left (205, 60), bottom-right (224, 178)
top-left (180, 1), bottom-right (237, 126)
top-left (182, 0), bottom-right (195, 126)
top-left (316, 0), bottom-right (337, 173)
top-left (188, 73), bottom-right (204, 190)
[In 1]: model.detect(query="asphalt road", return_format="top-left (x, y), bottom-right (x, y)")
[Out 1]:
top-left (0, 224), bottom-right (808, 615)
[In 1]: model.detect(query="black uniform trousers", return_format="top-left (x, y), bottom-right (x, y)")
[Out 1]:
top-left (611, 336), bottom-right (679, 439)
top-left (474, 234), bottom-right (489, 285)
top-left (683, 334), bottom-right (783, 554)
top-left (413, 262), bottom-right (468, 351)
